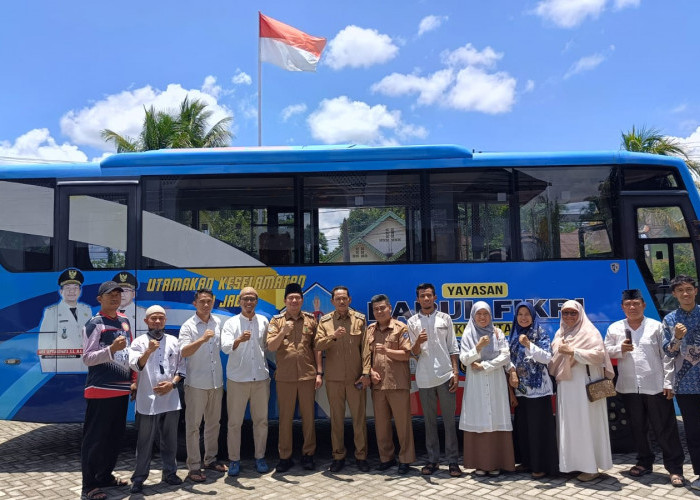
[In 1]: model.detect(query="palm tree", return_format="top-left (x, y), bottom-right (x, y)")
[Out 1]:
top-left (172, 97), bottom-right (232, 148)
top-left (621, 125), bottom-right (699, 176)
top-left (101, 96), bottom-right (233, 152)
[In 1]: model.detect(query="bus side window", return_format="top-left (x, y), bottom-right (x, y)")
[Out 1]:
top-left (517, 166), bottom-right (615, 261)
top-left (141, 176), bottom-right (295, 268)
top-left (429, 170), bottom-right (511, 262)
top-left (0, 180), bottom-right (54, 272)
top-left (304, 172), bottom-right (420, 264)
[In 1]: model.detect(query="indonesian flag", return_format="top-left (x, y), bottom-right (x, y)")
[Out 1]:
top-left (259, 13), bottom-right (326, 72)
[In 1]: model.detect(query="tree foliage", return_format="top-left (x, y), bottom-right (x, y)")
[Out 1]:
top-left (101, 96), bottom-right (233, 152)
top-left (621, 125), bottom-right (699, 176)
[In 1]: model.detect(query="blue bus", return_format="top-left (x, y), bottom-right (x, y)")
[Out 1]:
top-left (1, 144), bottom-right (698, 423)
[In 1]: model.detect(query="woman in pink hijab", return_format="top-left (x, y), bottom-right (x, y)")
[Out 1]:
top-left (549, 300), bottom-right (613, 482)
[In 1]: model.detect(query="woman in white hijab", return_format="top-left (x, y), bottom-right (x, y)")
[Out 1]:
top-left (549, 300), bottom-right (614, 481)
top-left (459, 301), bottom-right (515, 476)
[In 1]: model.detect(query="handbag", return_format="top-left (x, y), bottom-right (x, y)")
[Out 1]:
top-left (585, 365), bottom-right (616, 402)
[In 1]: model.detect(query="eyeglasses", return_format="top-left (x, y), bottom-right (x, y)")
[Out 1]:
top-left (240, 297), bottom-right (257, 302)
top-left (675, 287), bottom-right (696, 294)
top-left (561, 311), bottom-right (578, 317)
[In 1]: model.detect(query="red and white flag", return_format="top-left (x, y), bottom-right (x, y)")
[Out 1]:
top-left (259, 12), bottom-right (326, 72)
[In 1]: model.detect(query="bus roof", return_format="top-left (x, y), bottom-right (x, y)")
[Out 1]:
top-left (0, 144), bottom-right (689, 179)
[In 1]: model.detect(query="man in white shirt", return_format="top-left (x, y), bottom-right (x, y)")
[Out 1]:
top-left (407, 283), bottom-right (461, 477)
top-left (605, 289), bottom-right (684, 487)
top-left (179, 288), bottom-right (226, 481)
top-left (128, 305), bottom-right (185, 494)
top-left (221, 287), bottom-right (270, 476)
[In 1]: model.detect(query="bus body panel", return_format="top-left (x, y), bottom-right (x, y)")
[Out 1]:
top-left (1, 260), bottom-right (629, 423)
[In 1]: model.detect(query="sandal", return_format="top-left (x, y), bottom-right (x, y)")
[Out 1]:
top-left (629, 465), bottom-right (652, 477)
top-left (83, 489), bottom-right (107, 500)
top-left (187, 469), bottom-right (206, 482)
top-left (670, 474), bottom-right (685, 487)
top-left (474, 469), bottom-right (487, 477)
top-left (421, 463), bottom-right (439, 475)
top-left (532, 471), bottom-right (546, 479)
top-left (448, 463), bottom-right (462, 477)
top-left (204, 462), bottom-right (228, 472)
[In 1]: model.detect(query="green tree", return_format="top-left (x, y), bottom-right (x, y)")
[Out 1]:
top-left (101, 96), bottom-right (232, 152)
top-left (621, 125), bottom-right (698, 175)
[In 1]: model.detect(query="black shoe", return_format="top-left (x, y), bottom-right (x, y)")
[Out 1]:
top-left (398, 463), bottom-right (410, 475)
top-left (276, 458), bottom-right (294, 473)
top-left (356, 459), bottom-right (370, 472)
top-left (329, 459), bottom-right (345, 473)
top-left (130, 481), bottom-right (143, 494)
top-left (301, 454), bottom-right (316, 470)
top-left (162, 473), bottom-right (183, 485)
top-left (377, 458), bottom-right (397, 471)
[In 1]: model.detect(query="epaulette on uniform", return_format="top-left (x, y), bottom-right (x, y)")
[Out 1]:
top-left (351, 310), bottom-right (366, 321)
top-left (319, 312), bottom-right (334, 322)
top-left (302, 311), bottom-right (315, 319)
top-left (272, 313), bottom-right (285, 320)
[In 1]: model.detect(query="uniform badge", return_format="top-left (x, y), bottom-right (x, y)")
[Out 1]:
top-left (122, 322), bottom-right (130, 332)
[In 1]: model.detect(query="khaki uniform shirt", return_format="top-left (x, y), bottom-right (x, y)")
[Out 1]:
top-left (267, 311), bottom-right (318, 382)
top-left (315, 309), bottom-right (369, 382)
top-left (367, 318), bottom-right (411, 391)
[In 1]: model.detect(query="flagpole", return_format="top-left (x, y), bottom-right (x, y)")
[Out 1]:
top-left (258, 14), bottom-right (262, 147)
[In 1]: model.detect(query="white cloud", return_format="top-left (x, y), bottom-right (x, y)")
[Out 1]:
top-left (371, 69), bottom-right (453, 105)
top-left (673, 126), bottom-right (700, 161)
top-left (671, 103), bottom-right (688, 114)
top-left (60, 82), bottom-right (233, 151)
top-left (448, 67), bottom-right (517, 114)
top-left (613, 0), bottom-right (640, 9)
top-left (534, 0), bottom-right (606, 28)
top-left (325, 26), bottom-right (399, 70)
top-left (418, 15), bottom-right (448, 36)
top-left (307, 96), bottom-right (425, 145)
top-left (281, 103), bottom-right (307, 122)
top-left (564, 53), bottom-right (606, 78)
top-left (0, 128), bottom-right (88, 164)
top-left (533, 0), bottom-right (639, 28)
top-left (201, 75), bottom-right (221, 98)
top-left (372, 42), bottom-right (517, 114)
top-left (232, 69), bottom-right (252, 86)
top-left (442, 43), bottom-right (503, 69)
top-left (524, 80), bottom-right (536, 92)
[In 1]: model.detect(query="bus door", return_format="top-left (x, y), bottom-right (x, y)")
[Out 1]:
top-left (620, 193), bottom-right (700, 317)
top-left (48, 182), bottom-right (139, 372)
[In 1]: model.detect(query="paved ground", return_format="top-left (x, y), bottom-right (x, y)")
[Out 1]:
top-left (1, 418), bottom-right (699, 499)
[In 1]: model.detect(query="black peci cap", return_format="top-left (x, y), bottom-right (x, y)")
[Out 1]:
top-left (58, 268), bottom-right (84, 287)
top-left (113, 271), bottom-right (138, 290)
top-left (621, 289), bottom-right (643, 301)
top-left (284, 283), bottom-right (303, 298)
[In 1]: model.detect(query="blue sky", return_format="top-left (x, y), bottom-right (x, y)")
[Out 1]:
top-left (2, 0), bottom-right (699, 163)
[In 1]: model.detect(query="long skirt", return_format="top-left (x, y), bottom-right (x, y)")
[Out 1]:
top-left (463, 430), bottom-right (515, 471)
top-left (513, 395), bottom-right (559, 475)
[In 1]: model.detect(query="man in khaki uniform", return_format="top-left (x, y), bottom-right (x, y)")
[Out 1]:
top-left (315, 286), bottom-right (371, 473)
top-left (367, 294), bottom-right (416, 475)
top-left (266, 283), bottom-right (323, 473)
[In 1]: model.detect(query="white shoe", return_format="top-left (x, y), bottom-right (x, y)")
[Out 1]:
top-left (691, 478), bottom-right (700, 490)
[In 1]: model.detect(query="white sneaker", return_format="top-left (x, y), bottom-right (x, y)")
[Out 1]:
top-left (691, 478), bottom-right (700, 490)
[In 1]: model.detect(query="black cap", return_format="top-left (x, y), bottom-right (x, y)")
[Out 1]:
top-left (97, 281), bottom-right (124, 296)
top-left (113, 271), bottom-right (138, 289)
top-left (622, 289), bottom-right (643, 301)
top-left (284, 283), bottom-right (303, 298)
top-left (58, 268), bottom-right (84, 287)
